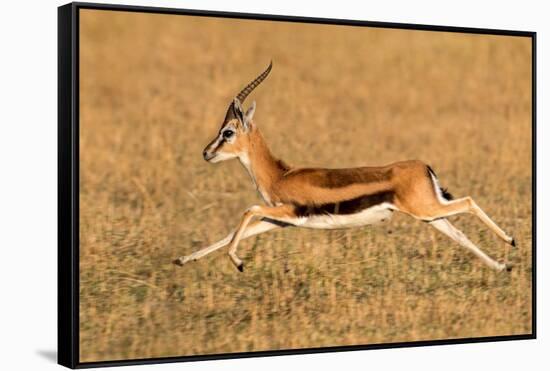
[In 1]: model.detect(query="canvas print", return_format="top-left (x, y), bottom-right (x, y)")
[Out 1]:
top-left (78, 8), bottom-right (533, 363)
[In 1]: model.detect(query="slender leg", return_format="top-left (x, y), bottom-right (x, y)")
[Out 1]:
top-left (468, 200), bottom-right (515, 246)
top-left (429, 218), bottom-right (509, 272)
top-left (227, 205), bottom-right (296, 271)
top-left (416, 197), bottom-right (515, 246)
top-left (173, 218), bottom-right (285, 266)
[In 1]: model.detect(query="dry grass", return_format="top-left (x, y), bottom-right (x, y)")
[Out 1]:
top-left (78, 9), bottom-right (533, 362)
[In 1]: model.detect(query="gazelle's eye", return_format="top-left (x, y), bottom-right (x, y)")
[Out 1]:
top-left (222, 130), bottom-right (234, 139)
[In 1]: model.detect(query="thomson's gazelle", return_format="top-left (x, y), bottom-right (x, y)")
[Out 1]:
top-left (174, 62), bottom-right (515, 272)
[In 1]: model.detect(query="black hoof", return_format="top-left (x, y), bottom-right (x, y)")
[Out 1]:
top-left (172, 258), bottom-right (183, 266)
top-left (237, 263), bottom-right (244, 272)
top-left (511, 238), bottom-right (516, 247)
top-left (505, 263), bottom-right (514, 272)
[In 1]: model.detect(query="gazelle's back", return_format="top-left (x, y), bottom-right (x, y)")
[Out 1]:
top-left (273, 160), bottom-right (428, 206)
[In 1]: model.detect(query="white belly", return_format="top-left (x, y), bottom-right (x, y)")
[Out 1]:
top-left (293, 203), bottom-right (394, 230)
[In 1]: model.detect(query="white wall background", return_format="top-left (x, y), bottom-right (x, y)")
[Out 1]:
top-left (0, 0), bottom-right (545, 369)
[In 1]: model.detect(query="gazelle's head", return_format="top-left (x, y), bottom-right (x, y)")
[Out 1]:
top-left (203, 62), bottom-right (272, 163)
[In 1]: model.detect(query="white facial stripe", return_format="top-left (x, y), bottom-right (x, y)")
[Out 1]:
top-left (205, 123), bottom-right (236, 154)
top-left (207, 136), bottom-right (223, 152)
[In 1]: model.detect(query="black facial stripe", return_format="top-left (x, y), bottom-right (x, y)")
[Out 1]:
top-left (212, 137), bottom-right (225, 152)
top-left (294, 191), bottom-right (394, 217)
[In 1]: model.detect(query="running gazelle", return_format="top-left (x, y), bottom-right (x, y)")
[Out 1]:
top-left (173, 62), bottom-right (515, 272)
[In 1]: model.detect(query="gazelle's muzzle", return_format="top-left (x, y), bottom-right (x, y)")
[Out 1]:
top-left (202, 138), bottom-right (221, 161)
top-left (203, 149), bottom-right (215, 161)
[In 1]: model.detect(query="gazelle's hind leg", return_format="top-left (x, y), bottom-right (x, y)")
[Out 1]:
top-left (429, 218), bottom-right (510, 272)
top-left (421, 197), bottom-right (515, 246)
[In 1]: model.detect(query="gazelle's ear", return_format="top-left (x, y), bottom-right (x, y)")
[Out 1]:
top-left (243, 101), bottom-right (256, 129)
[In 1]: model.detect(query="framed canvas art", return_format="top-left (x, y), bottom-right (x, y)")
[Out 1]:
top-left (58, 2), bottom-right (536, 368)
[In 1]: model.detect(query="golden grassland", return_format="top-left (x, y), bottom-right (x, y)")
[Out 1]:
top-left (78, 10), bottom-right (533, 362)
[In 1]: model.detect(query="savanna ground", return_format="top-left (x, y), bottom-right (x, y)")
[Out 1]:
top-left (79, 9), bottom-right (533, 362)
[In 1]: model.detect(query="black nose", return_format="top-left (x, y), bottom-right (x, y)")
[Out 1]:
top-left (203, 150), bottom-right (214, 161)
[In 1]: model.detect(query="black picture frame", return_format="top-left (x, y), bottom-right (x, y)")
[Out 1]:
top-left (58, 2), bottom-right (537, 369)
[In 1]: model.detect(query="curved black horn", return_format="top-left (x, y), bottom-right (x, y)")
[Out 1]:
top-left (236, 61), bottom-right (273, 103)
top-left (223, 62), bottom-right (273, 124)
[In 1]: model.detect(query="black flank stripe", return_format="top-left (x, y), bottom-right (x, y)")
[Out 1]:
top-left (294, 191), bottom-right (394, 217)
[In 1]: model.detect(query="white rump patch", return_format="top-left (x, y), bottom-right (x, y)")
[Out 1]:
top-left (429, 172), bottom-right (450, 205)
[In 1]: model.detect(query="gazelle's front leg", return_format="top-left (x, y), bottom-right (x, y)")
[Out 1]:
top-left (228, 204), bottom-right (296, 271)
top-left (173, 218), bottom-right (285, 267)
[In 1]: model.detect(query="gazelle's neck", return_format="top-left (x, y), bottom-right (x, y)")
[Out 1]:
top-left (238, 126), bottom-right (289, 204)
